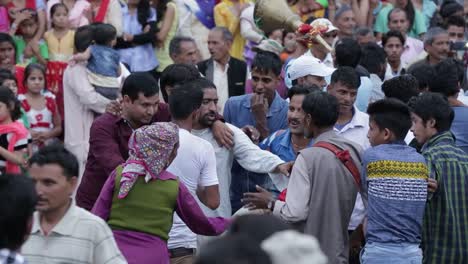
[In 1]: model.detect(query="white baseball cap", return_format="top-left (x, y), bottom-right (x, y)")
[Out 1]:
top-left (310, 18), bottom-right (339, 33)
top-left (288, 55), bottom-right (335, 80)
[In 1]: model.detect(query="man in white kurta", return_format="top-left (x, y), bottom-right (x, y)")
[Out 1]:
top-left (192, 79), bottom-right (288, 218)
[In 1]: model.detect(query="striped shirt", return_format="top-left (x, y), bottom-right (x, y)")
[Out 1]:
top-left (361, 141), bottom-right (428, 244)
top-left (21, 203), bottom-right (127, 264)
top-left (421, 131), bottom-right (468, 263)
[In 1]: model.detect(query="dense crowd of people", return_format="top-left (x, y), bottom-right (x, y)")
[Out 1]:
top-left (0, 0), bottom-right (467, 263)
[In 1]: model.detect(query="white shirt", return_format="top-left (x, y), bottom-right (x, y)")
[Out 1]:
top-left (384, 63), bottom-right (405, 81)
top-left (304, 50), bottom-right (334, 68)
top-left (22, 203), bottom-right (126, 264)
top-left (192, 123), bottom-right (284, 218)
top-left (334, 107), bottom-right (370, 230)
top-left (167, 128), bottom-right (219, 249)
top-left (213, 61), bottom-right (229, 114)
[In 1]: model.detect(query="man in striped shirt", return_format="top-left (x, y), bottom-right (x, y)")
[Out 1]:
top-left (22, 145), bottom-right (126, 264)
top-left (409, 93), bottom-right (468, 263)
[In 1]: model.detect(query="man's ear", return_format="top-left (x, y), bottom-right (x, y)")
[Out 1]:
top-left (427, 118), bottom-right (437, 129)
top-left (383, 128), bottom-right (393, 141)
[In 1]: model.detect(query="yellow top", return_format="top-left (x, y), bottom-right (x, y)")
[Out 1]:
top-left (214, 0), bottom-right (250, 61)
top-left (290, 4), bottom-right (325, 22)
top-left (155, 1), bottom-right (178, 71)
top-left (44, 30), bottom-right (75, 62)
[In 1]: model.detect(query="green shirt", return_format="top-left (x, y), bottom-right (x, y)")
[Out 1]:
top-left (374, 4), bottom-right (427, 38)
top-left (13, 36), bottom-right (49, 66)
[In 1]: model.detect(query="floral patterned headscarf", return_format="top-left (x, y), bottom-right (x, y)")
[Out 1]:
top-left (118, 122), bottom-right (179, 199)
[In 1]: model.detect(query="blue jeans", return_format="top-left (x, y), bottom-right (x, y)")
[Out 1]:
top-left (360, 242), bottom-right (422, 264)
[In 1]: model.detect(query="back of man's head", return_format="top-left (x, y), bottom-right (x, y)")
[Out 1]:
top-left (288, 84), bottom-right (318, 100)
top-left (169, 81), bottom-right (204, 120)
top-left (93, 23), bottom-right (117, 46)
top-left (367, 98), bottom-right (412, 140)
top-left (29, 144), bottom-right (79, 179)
top-left (0, 175), bottom-right (37, 251)
top-left (408, 92), bottom-right (454, 133)
top-left (330, 66), bottom-right (361, 90)
top-left (407, 63), bottom-right (436, 92)
top-left (429, 58), bottom-right (461, 97)
top-left (121, 72), bottom-right (159, 101)
top-left (251, 51), bottom-right (282, 77)
top-left (360, 42), bottom-right (386, 77)
top-left (382, 75), bottom-right (419, 103)
top-left (159, 64), bottom-right (200, 102)
top-left (302, 91), bottom-right (340, 128)
top-left (195, 234), bottom-right (272, 264)
top-left (74, 25), bottom-right (94, 52)
top-left (335, 38), bottom-right (361, 68)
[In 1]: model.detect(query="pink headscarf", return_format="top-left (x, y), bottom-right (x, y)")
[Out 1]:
top-left (118, 122), bottom-right (179, 199)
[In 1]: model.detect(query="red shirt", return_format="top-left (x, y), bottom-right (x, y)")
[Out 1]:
top-left (76, 103), bottom-right (171, 210)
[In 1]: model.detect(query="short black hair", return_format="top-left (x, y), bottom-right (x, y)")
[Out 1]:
top-left (0, 174), bottom-right (37, 250)
top-left (121, 72), bottom-right (159, 101)
top-left (251, 51), bottom-right (282, 77)
top-left (192, 77), bottom-right (216, 91)
top-left (382, 75), bottom-right (419, 103)
top-left (445, 15), bottom-right (465, 29)
top-left (169, 81), bottom-right (204, 120)
top-left (159, 64), bottom-right (200, 102)
top-left (0, 69), bottom-right (16, 84)
top-left (287, 84), bottom-right (317, 100)
top-left (335, 38), bottom-right (361, 67)
top-left (407, 63), bottom-right (436, 91)
top-left (360, 42), bottom-right (386, 75)
top-left (74, 25), bottom-right (94, 52)
top-left (0, 86), bottom-right (21, 121)
top-left (302, 91), bottom-right (339, 127)
top-left (382, 30), bottom-right (405, 47)
top-left (429, 58), bottom-right (460, 97)
top-left (408, 93), bottom-right (454, 132)
top-left (93, 23), bottom-right (117, 46)
top-left (367, 98), bottom-right (411, 140)
top-left (29, 144), bottom-right (80, 178)
top-left (228, 215), bottom-right (290, 245)
top-left (330, 66), bottom-right (361, 90)
top-left (195, 234), bottom-right (272, 264)
top-left (169, 36), bottom-right (195, 56)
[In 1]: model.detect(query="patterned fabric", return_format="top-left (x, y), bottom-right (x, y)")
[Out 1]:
top-left (361, 141), bottom-right (428, 244)
top-left (0, 249), bottom-right (26, 264)
top-left (420, 131), bottom-right (468, 263)
top-left (118, 122), bottom-right (179, 199)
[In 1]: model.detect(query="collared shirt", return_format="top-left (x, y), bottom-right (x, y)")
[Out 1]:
top-left (361, 141), bottom-right (428, 244)
top-left (213, 60), bottom-right (230, 114)
top-left (334, 107), bottom-right (370, 230)
top-left (369, 73), bottom-right (384, 104)
top-left (451, 106), bottom-right (468, 154)
top-left (223, 92), bottom-right (288, 133)
top-left (384, 62), bottom-right (405, 81)
top-left (0, 249), bottom-right (26, 264)
top-left (273, 130), bottom-right (363, 263)
top-left (401, 37), bottom-right (424, 67)
top-left (421, 131), bottom-right (468, 263)
top-left (76, 108), bottom-right (171, 211)
top-left (22, 203), bottom-right (126, 264)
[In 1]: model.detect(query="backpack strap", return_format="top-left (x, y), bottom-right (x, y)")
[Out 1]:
top-left (314, 141), bottom-right (361, 190)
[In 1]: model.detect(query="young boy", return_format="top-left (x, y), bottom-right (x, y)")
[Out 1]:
top-left (361, 98), bottom-right (428, 263)
top-left (73, 23), bottom-right (120, 100)
top-left (408, 93), bottom-right (468, 263)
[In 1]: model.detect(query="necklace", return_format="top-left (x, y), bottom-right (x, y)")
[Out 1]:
top-left (291, 136), bottom-right (308, 152)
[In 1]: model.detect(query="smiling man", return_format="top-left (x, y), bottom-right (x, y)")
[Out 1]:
top-left (408, 93), bottom-right (468, 263)
top-left (22, 145), bottom-right (125, 264)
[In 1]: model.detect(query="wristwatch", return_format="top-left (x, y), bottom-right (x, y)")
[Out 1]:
top-left (267, 199), bottom-right (275, 211)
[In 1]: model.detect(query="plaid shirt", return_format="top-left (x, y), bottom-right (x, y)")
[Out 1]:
top-left (421, 131), bottom-right (468, 263)
top-left (0, 249), bottom-right (26, 264)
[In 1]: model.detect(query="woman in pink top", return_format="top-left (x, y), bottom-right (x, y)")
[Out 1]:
top-left (46, 0), bottom-right (91, 29)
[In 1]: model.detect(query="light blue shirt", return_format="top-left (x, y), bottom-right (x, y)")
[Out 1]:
top-left (119, 6), bottom-right (159, 72)
top-left (451, 106), bottom-right (468, 154)
top-left (355, 76), bottom-right (373, 112)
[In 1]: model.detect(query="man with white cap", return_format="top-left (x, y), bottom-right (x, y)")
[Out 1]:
top-left (305, 18), bottom-right (339, 67)
top-left (288, 55), bottom-right (335, 89)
